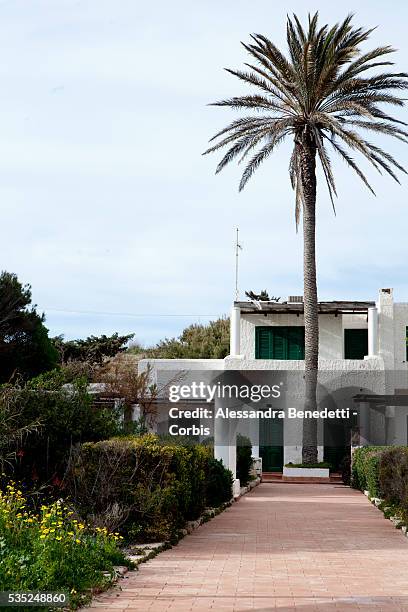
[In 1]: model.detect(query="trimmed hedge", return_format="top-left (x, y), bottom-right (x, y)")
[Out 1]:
top-left (64, 434), bottom-right (233, 542)
top-left (351, 446), bottom-right (387, 497)
top-left (378, 447), bottom-right (408, 516)
top-left (352, 446), bottom-right (408, 519)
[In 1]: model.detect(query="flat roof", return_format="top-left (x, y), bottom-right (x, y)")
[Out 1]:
top-left (235, 300), bottom-right (375, 315)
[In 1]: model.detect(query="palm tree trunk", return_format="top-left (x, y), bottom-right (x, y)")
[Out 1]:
top-left (297, 134), bottom-right (319, 465)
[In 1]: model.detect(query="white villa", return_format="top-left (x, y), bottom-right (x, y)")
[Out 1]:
top-left (139, 288), bottom-right (408, 484)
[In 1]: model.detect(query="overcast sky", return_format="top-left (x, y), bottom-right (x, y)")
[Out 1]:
top-left (1, 0), bottom-right (408, 345)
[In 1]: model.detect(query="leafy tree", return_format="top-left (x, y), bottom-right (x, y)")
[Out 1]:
top-left (0, 272), bottom-right (58, 383)
top-left (204, 13), bottom-right (407, 463)
top-left (53, 332), bottom-right (134, 365)
top-left (142, 318), bottom-right (230, 359)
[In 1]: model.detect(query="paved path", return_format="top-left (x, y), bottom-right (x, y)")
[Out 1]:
top-left (88, 483), bottom-right (408, 611)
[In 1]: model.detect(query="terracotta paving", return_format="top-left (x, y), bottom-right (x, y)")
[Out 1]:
top-left (86, 483), bottom-right (408, 611)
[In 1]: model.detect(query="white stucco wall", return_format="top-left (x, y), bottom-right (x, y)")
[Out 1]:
top-left (392, 303), bottom-right (408, 369)
top-left (239, 312), bottom-right (370, 362)
top-left (137, 289), bottom-right (408, 473)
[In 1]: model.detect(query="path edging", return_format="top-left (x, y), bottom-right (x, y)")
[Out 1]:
top-left (100, 476), bottom-right (261, 600)
top-left (363, 490), bottom-right (408, 535)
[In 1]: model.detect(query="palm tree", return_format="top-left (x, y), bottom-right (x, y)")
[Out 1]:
top-left (204, 12), bottom-right (408, 464)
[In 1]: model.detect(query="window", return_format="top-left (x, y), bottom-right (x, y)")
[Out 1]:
top-left (344, 329), bottom-right (368, 359)
top-left (255, 326), bottom-right (305, 359)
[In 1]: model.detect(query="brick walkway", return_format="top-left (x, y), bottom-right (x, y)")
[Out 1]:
top-left (87, 483), bottom-right (408, 611)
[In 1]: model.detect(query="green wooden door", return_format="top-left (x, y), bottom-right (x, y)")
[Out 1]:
top-left (344, 329), bottom-right (368, 359)
top-left (260, 415), bottom-right (284, 471)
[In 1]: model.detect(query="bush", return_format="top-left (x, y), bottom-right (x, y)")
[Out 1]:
top-left (206, 458), bottom-right (233, 507)
top-left (64, 435), bottom-right (233, 542)
top-left (187, 434), bottom-right (252, 485)
top-left (0, 381), bottom-right (120, 488)
top-left (379, 447), bottom-right (408, 516)
top-left (351, 447), bottom-right (387, 496)
top-left (0, 481), bottom-right (129, 608)
top-left (352, 446), bottom-right (408, 523)
top-left (236, 434), bottom-right (252, 486)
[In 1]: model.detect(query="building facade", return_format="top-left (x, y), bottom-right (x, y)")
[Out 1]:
top-left (139, 288), bottom-right (408, 481)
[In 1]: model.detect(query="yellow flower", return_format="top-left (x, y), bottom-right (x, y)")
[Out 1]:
top-left (56, 536), bottom-right (62, 541)
top-left (40, 535), bottom-right (46, 539)
top-left (75, 539), bottom-right (81, 544)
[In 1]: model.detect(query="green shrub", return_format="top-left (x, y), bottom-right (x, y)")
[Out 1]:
top-left (352, 446), bottom-right (408, 522)
top-left (0, 481), bottom-right (129, 608)
top-left (352, 446), bottom-right (388, 497)
top-left (378, 447), bottom-right (408, 517)
top-left (206, 458), bottom-right (233, 507)
top-left (64, 435), bottom-right (233, 542)
top-left (236, 434), bottom-right (252, 486)
top-left (0, 381), bottom-right (120, 487)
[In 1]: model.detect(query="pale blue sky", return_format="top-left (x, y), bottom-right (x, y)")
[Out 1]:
top-left (1, 0), bottom-right (408, 345)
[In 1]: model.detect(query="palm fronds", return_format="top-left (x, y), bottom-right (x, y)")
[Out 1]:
top-left (204, 12), bottom-right (408, 224)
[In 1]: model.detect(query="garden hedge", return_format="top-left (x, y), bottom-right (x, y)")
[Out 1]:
top-left (378, 447), bottom-right (408, 515)
top-left (352, 446), bottom-right (408, 519)
top-left (64, 434), bottom-right (233, 542)
top-left (351, 446), bottom-right (387, 497)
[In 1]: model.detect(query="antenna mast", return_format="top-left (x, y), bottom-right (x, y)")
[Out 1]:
top-left (235, 228), bottom-right (242, 302)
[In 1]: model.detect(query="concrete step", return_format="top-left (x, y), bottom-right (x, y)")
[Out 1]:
top-left (261, 472), bottom-right (345, 485)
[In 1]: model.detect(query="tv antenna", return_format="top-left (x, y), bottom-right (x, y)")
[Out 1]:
top-left (235, 227), bottom-right (242, 301)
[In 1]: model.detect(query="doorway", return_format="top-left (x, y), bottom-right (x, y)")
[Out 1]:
top-left (259, 415), bottom-right (284, 471)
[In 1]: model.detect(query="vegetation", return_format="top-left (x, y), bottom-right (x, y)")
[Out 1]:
top-left (351, 446), bottom-right (387, 496)
top-left (132, 318), bottom-right (230, 359)
top-left (205, 457), bottom-right (235, 507)
top-left (204, 12), bottom-right (408, 463)
top-left (53, 333), bottom-right (134, 365)
top-left (96, 361), bottom-right (161, 431)
top-left (353, 446), bottom-right (408, 522)
top-left (0, 481), bottom-right (130, 608)
top-left (0, 271), bottom-right (58, 383)
top-left (64, 435), bottom-right (233, 542)
top-left (0, 381), bottom-right (120, 488)
top-left (245, 290), bottom-right (280, 302)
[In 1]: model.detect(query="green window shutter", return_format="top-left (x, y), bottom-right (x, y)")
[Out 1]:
top-left (255, 327), bottom-right (272, 358)
top-left (344, 329), bottom-right (368, 359)
top-left (255, 326), bottom-right (305, 360)
top-left (287, 326), bottom-right (305, 359)
top-left (272, 328), bottom-right (288, 359)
